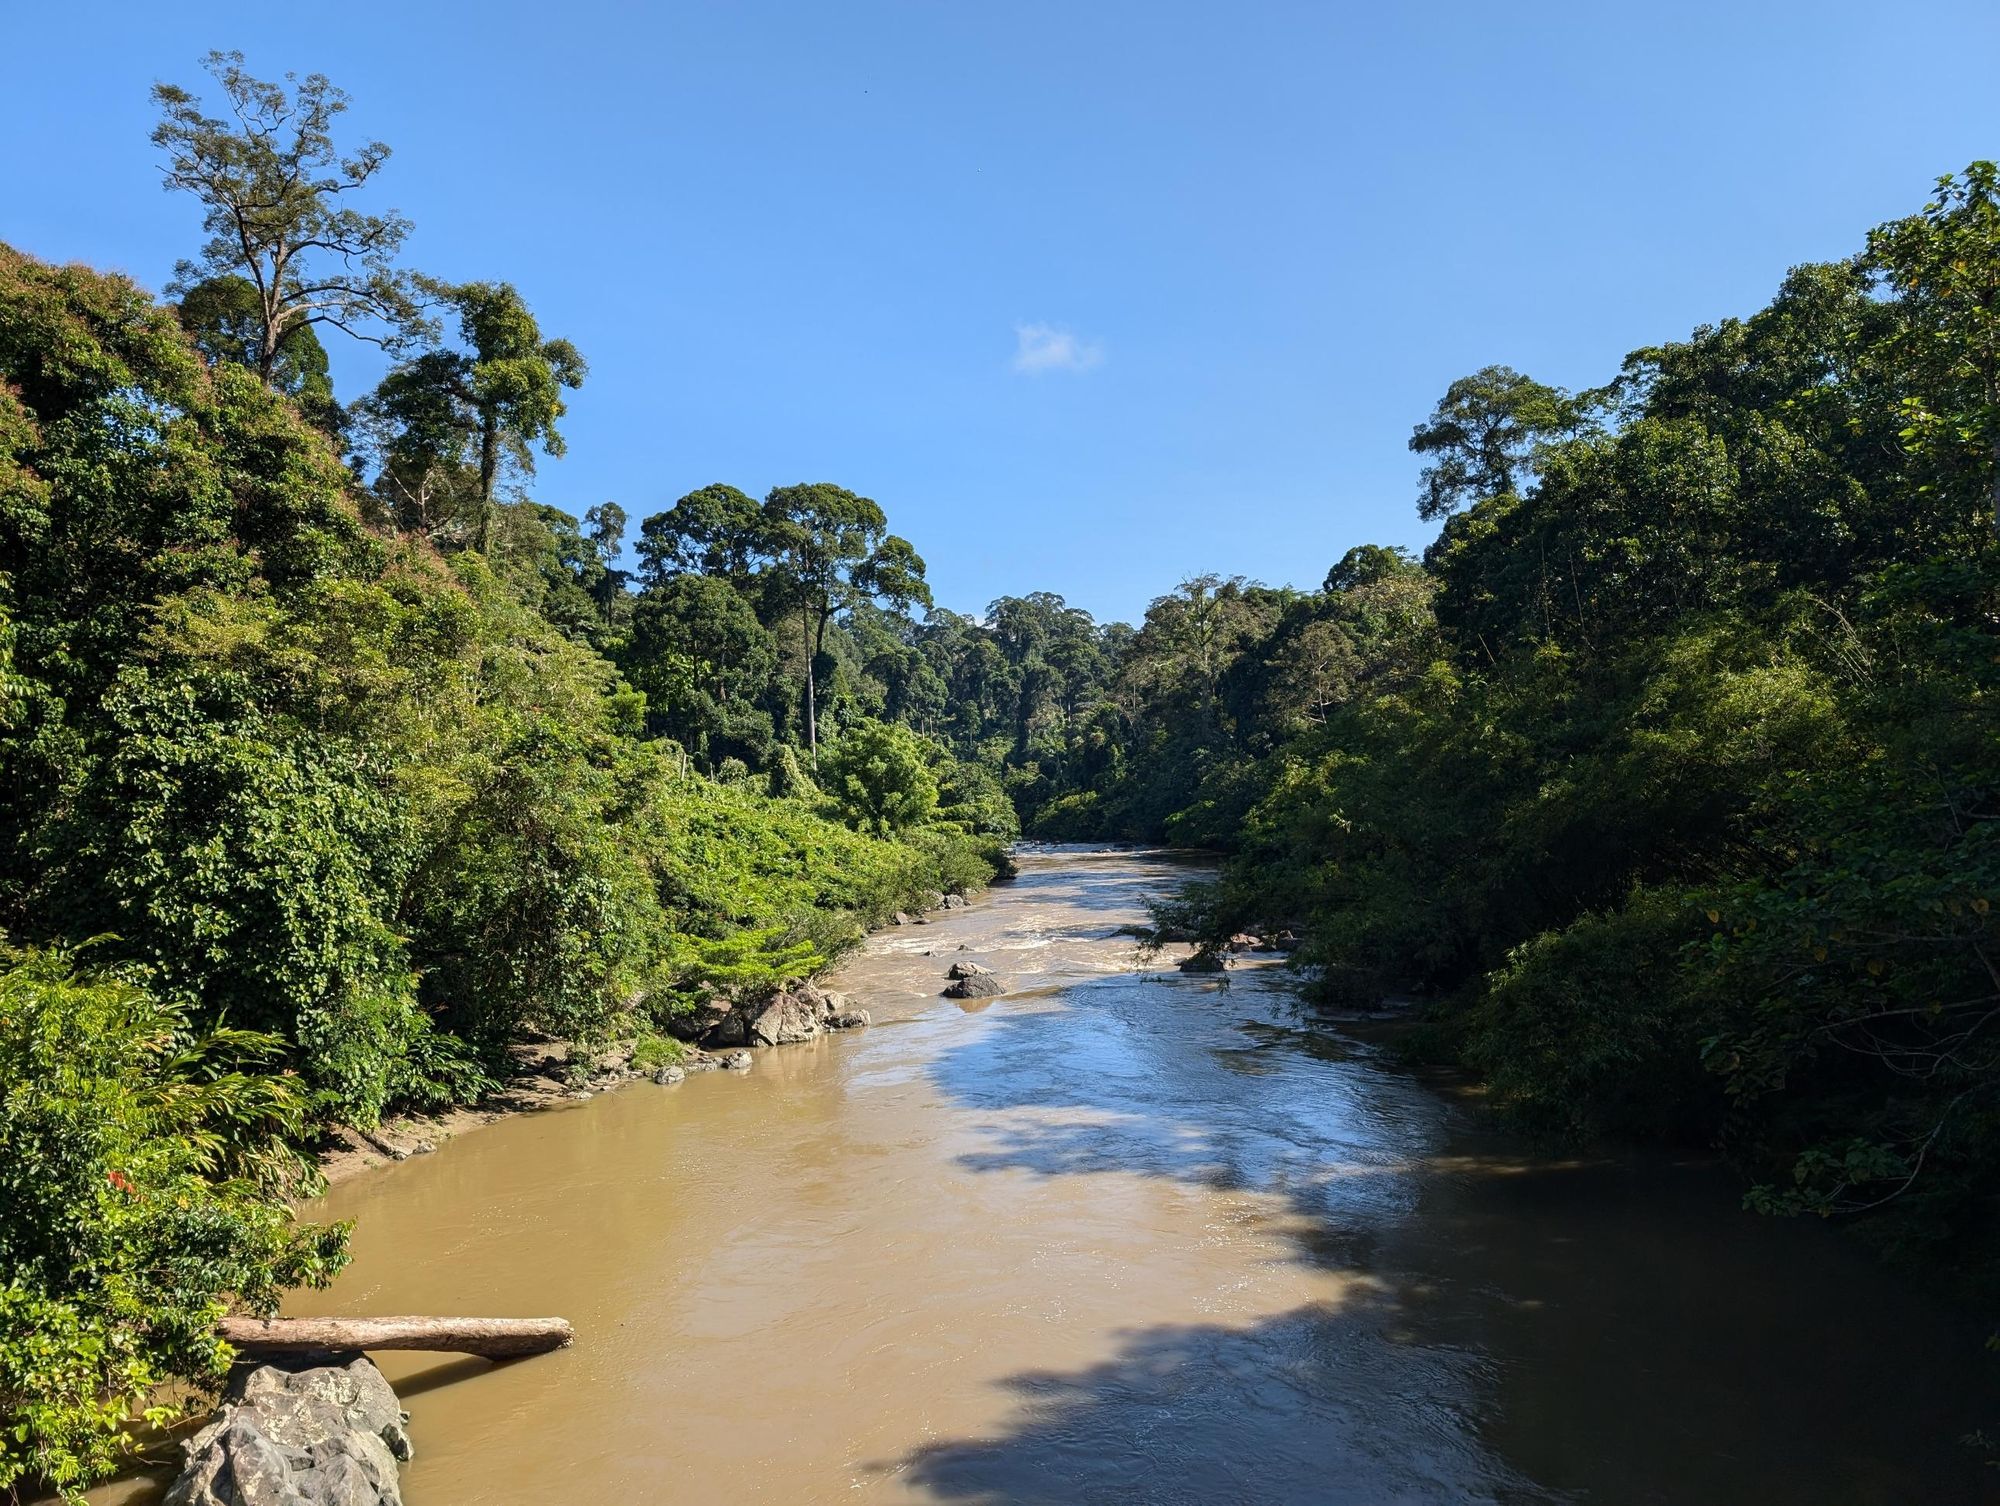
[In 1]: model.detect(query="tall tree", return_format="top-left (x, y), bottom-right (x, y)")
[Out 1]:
top-left (452, 282), bottom-right (586, 540)
top-left (1408, 365), bottom-right (1589, 519)
top-left (355, 282), bottom-right (585, 550)
top-left (635, 484), bottom-right (768, 587)
top-left (584, 502), bottom-right (629, 619)
top-left (760, 484), bottom-right (931, 759)
top-left (152, 51), bottom-right (430, 382)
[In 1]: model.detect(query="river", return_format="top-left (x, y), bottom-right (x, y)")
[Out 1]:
top-left (252, 850), bottom-right (1997, 1501)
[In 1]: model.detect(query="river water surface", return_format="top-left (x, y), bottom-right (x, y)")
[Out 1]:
top-left (278, 849), bottom-right (1996, 1503)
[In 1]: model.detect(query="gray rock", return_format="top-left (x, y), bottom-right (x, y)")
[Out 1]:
top-left (167, 1358), bottom-right (409, 1506)
top-left (945, 961), bottom-right (993, 981)
top-left (827, 1008), bottom-right (872, 1029)
top-left (943, 970), bottom-right (1006, 999)
top-left (720, 1049), bottom-right (754, 1071)
top-left (1178, 949), bottom-right (1228, 973)
top-left (1224, 932), bottom-right (1264, 953)
top-left (746, 990), bottom-right (821, 1046)
top-left (652, 1064), bottom-right (687, 1085)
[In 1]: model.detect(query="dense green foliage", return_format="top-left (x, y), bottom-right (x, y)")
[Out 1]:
top-left (1025, 168), bottom-right (2000, 1280)
top-left (0, 236), bottom-right (998, 1122)
top-left (0, 951), bottom-right (346, 1498)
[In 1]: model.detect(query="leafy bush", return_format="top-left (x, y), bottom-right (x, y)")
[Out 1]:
top-left (818, 718), bottom-right (940, 835)
top-left (0, 951), bottom-right (347, 1500)
top-left (1463, 890), bottom-right (1714, 1141)
top-left (629, 1032), bottom-right (686, 1073)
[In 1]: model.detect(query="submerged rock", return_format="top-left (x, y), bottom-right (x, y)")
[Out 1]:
top-left (166, 1356), bottom-right (409, 1506)
top-left (827, 1008), bottom-right (872, 1029)
top-left (1178, 949), bottom-right (1228, 973)
top-left (720, 1049), bottom-right (754, 1071)
top-left (652, 1064), bottom-right (687, 1085)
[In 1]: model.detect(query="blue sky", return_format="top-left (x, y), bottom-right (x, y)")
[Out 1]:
top-left (5, 1), bottom-right (1998, 625)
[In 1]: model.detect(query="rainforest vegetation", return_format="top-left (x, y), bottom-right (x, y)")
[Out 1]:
top-left (2, 49), bottom-right (1996, 1500)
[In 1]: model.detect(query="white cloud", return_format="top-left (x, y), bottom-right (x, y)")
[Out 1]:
top-left (1012, 321), bottom-right (1103, 375)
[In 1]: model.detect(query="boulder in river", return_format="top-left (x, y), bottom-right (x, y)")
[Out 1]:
top-left (720, 1049), bottom-right (754, 1071)
top-left (945, 960), bottom-right (992, 980)
top-left (943, 966), bottom-right (1006, 999)
top-left (1178, 949), bottom-right (1228, 973)
top-left (827, 1008), bottom-right (872, 1029)
top-left (1224, 932), bottom-right (1264, 953)
top-left (652, 1064), bottom-right (687, 1085)
top-left (746, 990), bottom-right (820, 1046)
top-left (166, 1355), bottom-right (410, 1506)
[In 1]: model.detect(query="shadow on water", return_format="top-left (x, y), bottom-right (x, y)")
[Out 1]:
top-left (898, 1297), bottom-right (1555, 1506)
top-left (908, 902), bottom-right (2000, 1506)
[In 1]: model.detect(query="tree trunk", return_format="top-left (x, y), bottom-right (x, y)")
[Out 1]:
top-left (1991, 435), bottom-right (2000, 537)
top-left (802, 599), bottom-right (818, 764)
top-left (219, 1315), bottom-right (573, 1359)
top-left (476, 413), bottom-right (500, 553)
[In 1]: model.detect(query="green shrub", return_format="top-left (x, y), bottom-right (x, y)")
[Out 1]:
top-left (818, 718), bottom-right (939, 835)
top-left (1463, 889), bottom-right (1715, 1141)
top-left (0, 951), bottom-right (347, 1500)
top-left (629, 1033), bottom-right (686, 1073)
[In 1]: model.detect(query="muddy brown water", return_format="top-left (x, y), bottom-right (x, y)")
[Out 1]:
top-left (104, 848), bottom-right (2000, 1503)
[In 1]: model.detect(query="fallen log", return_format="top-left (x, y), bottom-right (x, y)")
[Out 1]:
top-left (218, 1314), bottom-right (574, 1359)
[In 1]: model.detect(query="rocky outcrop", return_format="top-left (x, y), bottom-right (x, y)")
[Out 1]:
top-left (942, 961), bottom-right (1007, 999)
top-left (166, 1356), bottom-right (410, 1506)
top-left (667, 981), bottom-right (873, 1053)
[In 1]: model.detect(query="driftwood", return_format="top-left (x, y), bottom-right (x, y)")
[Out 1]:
top-left (219, 1315), bottom-right (574, 1359)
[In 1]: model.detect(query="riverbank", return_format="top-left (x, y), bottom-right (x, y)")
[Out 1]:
top-left (315, 891), bottom-right (991, 1186)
